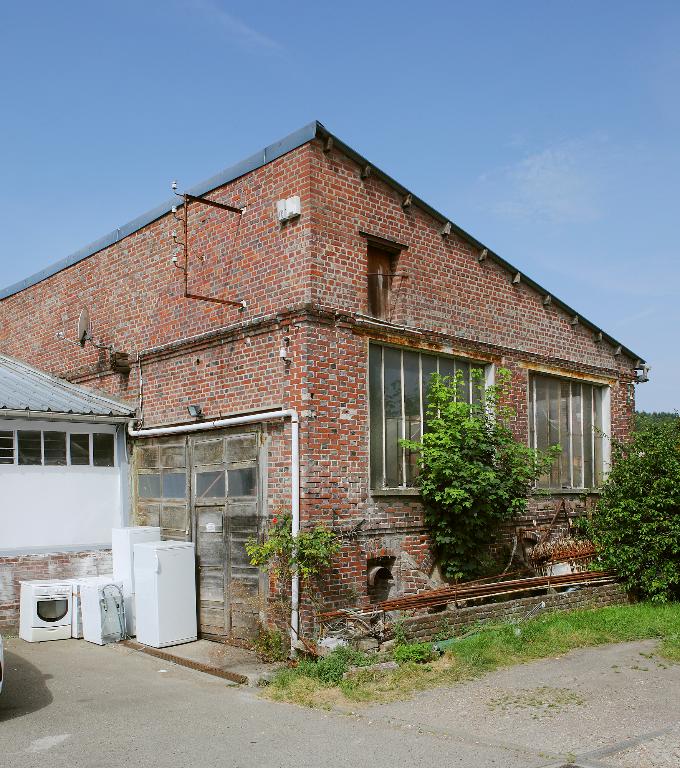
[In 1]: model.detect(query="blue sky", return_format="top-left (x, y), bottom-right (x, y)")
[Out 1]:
top-left (0, 1), bottom-right (678, 411)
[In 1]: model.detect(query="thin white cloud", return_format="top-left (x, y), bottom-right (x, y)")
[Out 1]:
top-left (478, 136), bottom-right (610, 224)
top-left (190, 0), bottom-right (283, 53)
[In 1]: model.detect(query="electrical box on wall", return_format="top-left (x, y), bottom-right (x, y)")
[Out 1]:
top-left (276, 195), bottom-right (301, 222)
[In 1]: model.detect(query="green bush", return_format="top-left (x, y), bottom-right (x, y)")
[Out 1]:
top-left (393, 642), bottom-right (434, 665)
top-left (591, 419), bottom-right (680, 601)
top-left (254, 625), bottom-right (289, 662)
top-left (296, 646), bottom-right (369, 685)
top-left (246, 514), bottom-right (340, 581)
top-left (402, 369), bottom-right (558, 580)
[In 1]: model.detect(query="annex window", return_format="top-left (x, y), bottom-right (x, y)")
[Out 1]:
top-left (70, 433), bottom-right (90, 465)
top-left (0, 431), bottom-right (15, 464)
top-left (93, 433), bottom-right (115, 467)
top-left (367, 246), bottom-right (397, 320)
top-left (369, 343), bottom-right (485, 489)
top-left (529, 374), bottom-right (607, 489)
top-left (0, 428), bottom-right (116, 467)
top-left (18, 431), bottom-right (42, 465)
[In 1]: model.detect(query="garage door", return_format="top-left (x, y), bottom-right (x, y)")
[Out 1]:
top-left (133, 430), bottom-right (263, 642)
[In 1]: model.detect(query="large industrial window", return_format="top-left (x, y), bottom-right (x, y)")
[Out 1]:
top-left (529, 374), bottom-right (607, 489)
top-left (369, 343), bottom-right (485, 489)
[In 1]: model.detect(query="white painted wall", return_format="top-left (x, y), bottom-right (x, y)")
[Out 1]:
top-left (0, 419), bottom-right (126, 552)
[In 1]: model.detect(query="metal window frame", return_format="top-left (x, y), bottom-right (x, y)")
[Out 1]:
top-left (530, 373), bottom-right (606, 490)
top-left (370, 342), bottom-right (487, 491)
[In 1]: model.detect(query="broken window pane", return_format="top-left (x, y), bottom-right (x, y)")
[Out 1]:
top-left (383, 347), bottom-right (402, 488)
top-left (369, 343), bottom-right (485, 489)
top-left (93, 433), bottom-right (115, 467)
top-left (138, 473), bottom-right (161, 499)
top-left (228, 467), bottom-right (257, 497)
top-left (369, 344), bottom-right (384, 489)
top-left (44, 431), bottom-right (67, 466)
top-left (0, 431), bottom-right (14, 464)
top-left (196, 471), bottom-right (225, 498)
top-left (18, 431), bottom-right (41, 465)
top-left (530, 374), bottom-right (607, 489)
top-left (70, 433), bottom-right (90, 465)
top-left (162, 472), bottom-right (186, 499)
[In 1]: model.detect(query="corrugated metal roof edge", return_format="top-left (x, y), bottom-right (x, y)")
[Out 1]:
top-left (0, 352), bottom-right (136, 416)
top-left (0, 120), bottom-right (644, 364)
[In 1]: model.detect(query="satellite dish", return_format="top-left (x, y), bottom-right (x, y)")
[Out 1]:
top-left (77, 308), bottom-right (90, 345)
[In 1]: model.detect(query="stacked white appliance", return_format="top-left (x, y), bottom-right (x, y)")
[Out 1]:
top-left (69, 575), bottom-right (116, 639)
top-left (134, 541), bottom-right (197, 648)
top-left (112, 526), bottom-right (161, 636)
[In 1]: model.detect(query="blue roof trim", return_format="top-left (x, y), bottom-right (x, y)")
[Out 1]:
top-left (0, 121), bottom-right (320, 301)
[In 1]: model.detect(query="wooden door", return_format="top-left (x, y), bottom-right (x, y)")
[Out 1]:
top-left (190, 431), bottom-right (261, 640)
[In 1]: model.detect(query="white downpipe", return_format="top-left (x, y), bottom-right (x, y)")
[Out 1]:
top-left (128, 408), bottom-right (301, 656)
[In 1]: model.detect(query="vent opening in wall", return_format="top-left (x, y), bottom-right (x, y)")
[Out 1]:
top-left (367, 557), bottom-right (396, 603)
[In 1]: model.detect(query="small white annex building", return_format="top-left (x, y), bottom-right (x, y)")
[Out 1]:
top-left (0, 353), bottom-right (134, 554)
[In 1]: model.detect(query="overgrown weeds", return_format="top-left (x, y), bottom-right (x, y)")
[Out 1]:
top-left (263, 602), bottom-right (680, 708)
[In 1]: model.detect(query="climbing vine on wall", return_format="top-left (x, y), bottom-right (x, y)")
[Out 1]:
top-left (402, 369), bottom-right (558, 581)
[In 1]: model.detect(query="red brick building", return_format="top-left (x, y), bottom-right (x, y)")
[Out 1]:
top-left (0, 122), bottom-right (646, 641)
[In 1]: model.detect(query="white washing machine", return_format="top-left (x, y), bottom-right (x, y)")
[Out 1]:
top-left (19, 580), bottom-right (73, 642)
top-left (67, 576), bottom-right (115, 638)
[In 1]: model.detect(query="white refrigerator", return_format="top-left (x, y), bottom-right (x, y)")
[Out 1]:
top-left (112, 526), bottom-right (161, 635)
top-left (133, 541), bottom-right (197, 648)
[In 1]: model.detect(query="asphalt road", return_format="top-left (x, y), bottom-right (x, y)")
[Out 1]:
top-left (1, 636), bottom-right (678, 768)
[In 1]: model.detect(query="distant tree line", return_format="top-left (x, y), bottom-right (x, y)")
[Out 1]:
top-left (635, 411), bottom-right (679, 431)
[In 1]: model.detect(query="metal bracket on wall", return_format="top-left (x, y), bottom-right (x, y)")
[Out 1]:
top-left (172, 189), bottom-right (247, 309)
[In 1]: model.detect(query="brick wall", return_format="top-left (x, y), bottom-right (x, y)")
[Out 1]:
top-left (0, 549), bottom-right (113, 633)
top-left (398, 582), bottom-right (629, 644)
top-left (0, 133), bottom-right (641, 628)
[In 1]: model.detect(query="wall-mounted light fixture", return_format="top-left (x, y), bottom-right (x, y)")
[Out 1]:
top-left (187, 404), bottom-right (203, 418)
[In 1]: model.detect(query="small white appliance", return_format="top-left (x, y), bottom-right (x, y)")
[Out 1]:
top-left (19, 580), bottom-right (73, 642)
top-left (80, 579), bottom-right (125, 645)
top-left (134, 541), bottom-right (197, 648)
top-left (112, 526), bottom-right (161, 635)
top-left (68, 575), bottom-right (116, 638)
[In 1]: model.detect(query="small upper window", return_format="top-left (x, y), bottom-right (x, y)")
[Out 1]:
top-left (367, 246), bottom-right (396, 320)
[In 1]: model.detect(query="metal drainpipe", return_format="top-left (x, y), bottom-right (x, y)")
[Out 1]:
top-left (127, 408), bottom-right (301, 656)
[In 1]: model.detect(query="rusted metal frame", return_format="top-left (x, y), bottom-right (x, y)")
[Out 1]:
top-left (181, 193), bottom-right (245, 308)
top-left (317, 570), bottom-right (616, 620)
top-left (184, 192), bottom-right (243, 214)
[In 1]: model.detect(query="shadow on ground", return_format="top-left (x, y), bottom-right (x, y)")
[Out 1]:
top-left (0, 649), bottom-right (53, 722)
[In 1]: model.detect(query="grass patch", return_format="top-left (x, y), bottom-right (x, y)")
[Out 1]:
top-left (264, 602), bottom-right (680, 708)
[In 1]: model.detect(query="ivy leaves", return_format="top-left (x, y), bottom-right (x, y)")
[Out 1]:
top-left (402, 368), bottom-right (557, 581)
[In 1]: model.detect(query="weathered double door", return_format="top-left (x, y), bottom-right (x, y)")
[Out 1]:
top-left (190, 430), bottom-right (262, 640)
top-left (134, 429), bottom-right (262, 641)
